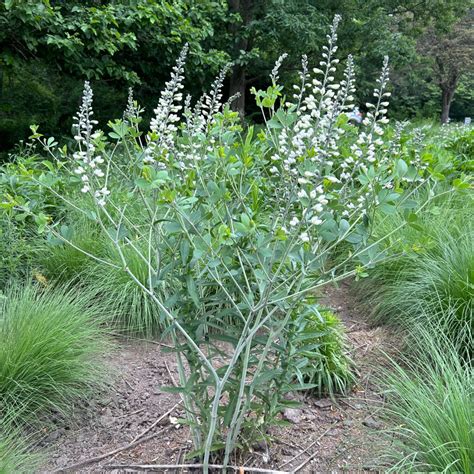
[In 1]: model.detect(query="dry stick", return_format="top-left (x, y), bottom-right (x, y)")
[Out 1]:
top-left (165, 360), bottom-right (179, 388)
top-left (116, 407), bottom-right (146, 419)
top-left (124, 378), bottom-right (135, 391)
top-left (278, 424), bottom-right (336, 471)
top-left (276, 438), bottom-right (304, 452)
top-left (54, 427), bottom-right (170, 473)
top-left (131, 402), bottom-right (182, 443)
top-left (104, 464), bottom-right (289, 473)
top-left (290, 425), bottom-right (336, 473)
top-left (101, 330), bottom-right (174, 349)
top-left (339, 399), bottom-right (358, 411)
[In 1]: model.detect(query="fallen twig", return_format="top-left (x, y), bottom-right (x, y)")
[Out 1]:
top-left (123, 378), bottom-right (135, 391)
top-left (104, 331), bottom-right (174, 349)
top-left (339, 399), bottom-right (358, 410)
top-left (278, 424), bottom-right (336, 471)
top-left (116, 407), bottom-right (146, 418)
top-left (165, 360), bottom-right (178, 387)
top-left (104, 464), bottom-right (289, 473)
top-left (54, 426), bottom-right (170, 472)
top-left (290, 425), bottom-right (336, 472)
top-left (131, 402), bottom-right (181, 443)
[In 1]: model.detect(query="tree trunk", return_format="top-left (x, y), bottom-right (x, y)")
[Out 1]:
top-left (229, 65), bottom-right (246, 119)
top-left (441, 86), bottom-right (455, 124)
top-left (440, 73), bottom-right (459, 124)
top-left (227, 0), bottom-right (253, 119)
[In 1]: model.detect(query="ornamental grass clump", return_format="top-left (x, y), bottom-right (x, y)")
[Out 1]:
top-left (0, 413), bottom-right (41, 474)
top-left (358, 190), bottom-right (473, 356)
top-left (22, 15), bottom-right (441, 471)
top-left (87, 239), bottom-right (165, 335)
top-left (38, 215), bottom-right (105, 282)
top-left (382, 324), bottom-right (474, 473)
top-left (0, 433), bottom-right (39, 474)
top-left (0, 283), bottom-right (109, 426)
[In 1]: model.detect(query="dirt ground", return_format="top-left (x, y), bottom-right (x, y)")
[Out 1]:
top-left (40, 281), bottom-right (400, 473)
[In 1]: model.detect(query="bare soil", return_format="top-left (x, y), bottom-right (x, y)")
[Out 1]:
top-left (40, 281), bottom-right (400, 473)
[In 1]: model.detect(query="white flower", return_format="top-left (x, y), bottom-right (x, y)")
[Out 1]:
top-left (289, 216), bottom-right (299, 227)
top-left (297, 189), bottom-right (308, 198)
top-left (300, 232), bottom-right (310, 242)
top-left (340, 172), bottom-right (351, 180)
top-left (311, 216), bottom-right (322, 225)
top-left (317, 195), bottom-right (329, 205)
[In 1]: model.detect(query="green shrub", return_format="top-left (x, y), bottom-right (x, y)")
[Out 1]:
top-left (0, 217), bottom-right (38, 290)
top-left (382, 325), bottom-right (474, 473)
top-left (0, 283), bottom-right (109, 425)
top-left (38, 217), bottom-right (105, 282)
top-left (289, 302), bottom-right (355, 397)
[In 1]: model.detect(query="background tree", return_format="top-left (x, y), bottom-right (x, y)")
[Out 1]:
top-left (0, 0), bottom-right (228, 150)
top-left (418, 11), bottom-right (474, 123)
top-left (223, 0), bottom-right (472, 119)
top-left (1, 0), bottom-right (473, 152)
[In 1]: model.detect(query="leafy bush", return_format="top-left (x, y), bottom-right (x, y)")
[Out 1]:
top-left (288, 302), bottom-right (354, 397)
top-left (446, 126), bottom-right (474, 173)
top-left (382, 325), bottom-right (474, 473)
top-left (38, 217), bottom-right (105, 282)
top-left (0, 283), bottom-right (109, 425)
top-left (11, 16), bottom-right (446, 471)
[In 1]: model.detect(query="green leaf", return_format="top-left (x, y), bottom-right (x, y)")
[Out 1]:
top-left (186, 274), bottom-right (200, 308)
top-left (395, 159), bottom-right (408, 177)
top-left (180, 239), bottom-right (190, 265)
top-left (34, 212), bottom-right (48, 233)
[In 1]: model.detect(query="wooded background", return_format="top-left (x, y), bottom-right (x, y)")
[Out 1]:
top-left (0, 0), bottom-right (472, 151)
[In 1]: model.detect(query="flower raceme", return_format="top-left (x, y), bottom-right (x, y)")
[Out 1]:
top-left (69, 17), bottom-right (398, 243)
top-left (25, 15), bottom-right (435, 471)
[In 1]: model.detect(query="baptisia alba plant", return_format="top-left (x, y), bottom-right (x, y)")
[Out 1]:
top-left (23, 15), bottom-right (432, 472)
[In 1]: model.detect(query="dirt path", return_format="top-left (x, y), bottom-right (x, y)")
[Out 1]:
top-left (41, 281), bottom-right (398, 473)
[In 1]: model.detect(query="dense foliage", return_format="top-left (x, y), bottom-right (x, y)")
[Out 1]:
top-left (1, 1), bottom-right (472, 153)
top-left (0, 6), bottom-right (472, 472)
